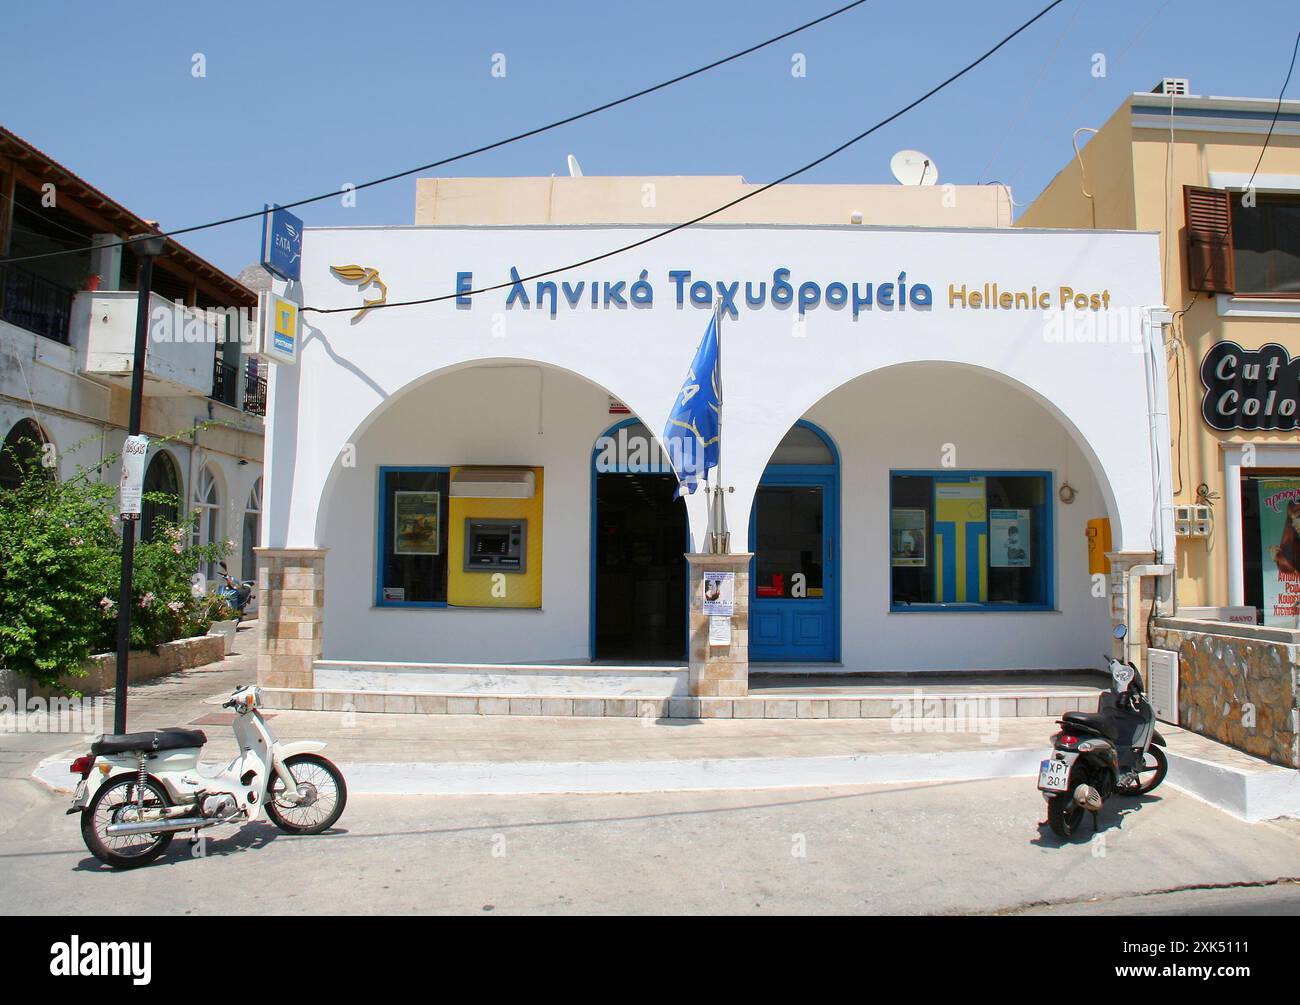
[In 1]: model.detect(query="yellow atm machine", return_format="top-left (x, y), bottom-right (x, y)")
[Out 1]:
top-left (448, 466), bottom-right (543, 608)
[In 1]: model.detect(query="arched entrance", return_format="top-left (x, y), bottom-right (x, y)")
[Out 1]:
top-left (590, 418), bottom-right (688, 660)
top-left (0, 418), bottom-right (50, 489)
top-left (140, 450), bottom-right (181, 542)
top-left (749, 421), bottom-right (840, 662)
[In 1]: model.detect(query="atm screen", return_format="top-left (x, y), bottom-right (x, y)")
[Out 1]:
top-left (475, 532), bottom-right (509, 556)
top-left (464, 518), bottom-right (527, 572)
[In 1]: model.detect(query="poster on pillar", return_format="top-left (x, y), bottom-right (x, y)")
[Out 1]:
top-left (1257, 478), bottom-right (1300, 628)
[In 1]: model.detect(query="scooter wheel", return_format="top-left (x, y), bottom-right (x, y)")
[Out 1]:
top-left (264, 754), bottom-right (347, 835)
top-left (1046, 791), bottom-right (1086, 840)
top-left (1121, 745), bottom-right (1168, 795)
top-left (82, 775), bottom-right (175, 869)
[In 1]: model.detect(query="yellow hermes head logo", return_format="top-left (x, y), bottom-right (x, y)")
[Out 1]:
top-left (329, 264), bottom-right (388, 323)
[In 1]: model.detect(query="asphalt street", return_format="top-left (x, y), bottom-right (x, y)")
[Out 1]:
top-left (3, 770), bottom-right (1298, 915)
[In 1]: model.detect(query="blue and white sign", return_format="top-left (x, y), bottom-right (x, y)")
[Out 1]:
top-left (261, 204), bottom-right (303, 281)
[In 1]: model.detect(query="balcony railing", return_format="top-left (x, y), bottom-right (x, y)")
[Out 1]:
top-left (211, 356), bottom-right (239, 407)
top-left (0, 263), bottom-right (74, 345)
top-left (243, 374), bottom-right (267, 416)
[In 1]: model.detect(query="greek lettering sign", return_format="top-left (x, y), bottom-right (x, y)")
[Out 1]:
top-left (1200, 342), bottom-right (1300, 431)
top-left (119, 434), bottom-right (149, 518)
top-left (261, 204), bottom-right (303, 281)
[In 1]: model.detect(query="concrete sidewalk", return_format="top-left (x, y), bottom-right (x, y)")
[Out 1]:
top-left (12, 620), bottom-right (1300, 820)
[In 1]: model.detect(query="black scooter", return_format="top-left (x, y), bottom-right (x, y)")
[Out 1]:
top-left (1037, 624), bottom-right (1168, 839)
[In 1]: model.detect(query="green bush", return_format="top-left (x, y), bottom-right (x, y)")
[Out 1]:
top-left (0, 438), bottom-right (230, 690)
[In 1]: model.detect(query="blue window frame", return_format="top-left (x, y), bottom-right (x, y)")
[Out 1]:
top-left (888, 469), bottom-right (1055, 613)
top-left (375, 466), bottom-right (450, 608)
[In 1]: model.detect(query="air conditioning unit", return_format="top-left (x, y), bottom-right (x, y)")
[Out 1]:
top-left (1152, 77), bottom-right (1189, 96)
top-left (1147, 648), bottom-right (1179, 724)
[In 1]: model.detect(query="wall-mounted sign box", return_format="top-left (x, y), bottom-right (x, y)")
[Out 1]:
top-left (261, 204), bottom-right (303, 282)
top-left (256, 291), bottom-right (300, 366)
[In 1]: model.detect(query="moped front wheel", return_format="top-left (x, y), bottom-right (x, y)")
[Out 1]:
top-left (264, 754), bottom-right (347, 835)
top-left (81, 775), bottom-right (175, 869)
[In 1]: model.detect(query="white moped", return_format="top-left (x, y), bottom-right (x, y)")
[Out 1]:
top-left (69, 684), bottom-right (346, 869)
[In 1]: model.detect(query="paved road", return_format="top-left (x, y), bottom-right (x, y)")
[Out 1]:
top-left (3, 772), bottom-right (1298, 915)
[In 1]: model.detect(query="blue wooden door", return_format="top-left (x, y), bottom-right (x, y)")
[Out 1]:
top-left (749, 470), bottom-right (838, 662)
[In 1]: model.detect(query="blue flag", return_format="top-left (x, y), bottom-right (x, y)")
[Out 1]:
top-left (663, 314), bottom-right (721, 496)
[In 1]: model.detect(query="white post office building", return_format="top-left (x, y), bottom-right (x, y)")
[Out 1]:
top-left (256, 176), bottom-right (1173, 717)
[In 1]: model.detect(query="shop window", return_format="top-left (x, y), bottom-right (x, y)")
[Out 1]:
top-left (378, 468), bottom-right (450, 605)
top-left (1241, 471), bottom-right (1300, 627)
top-left (889, 471), bottom-right (1052, 610)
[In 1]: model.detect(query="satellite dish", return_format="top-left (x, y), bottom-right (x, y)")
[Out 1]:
top-left (890, 149), bottom-right (938, 186)
top-left (566, 154), bottom-right (584, 178)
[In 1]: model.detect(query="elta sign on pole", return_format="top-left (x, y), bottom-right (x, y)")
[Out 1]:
top-left (260, 204), bottom-right (303, 282)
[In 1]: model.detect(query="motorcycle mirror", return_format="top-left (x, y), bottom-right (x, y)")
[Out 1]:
top-left (1113, 624), bottom-right (1128, 640)
top-left (219, 561), bottom-right (228, 572)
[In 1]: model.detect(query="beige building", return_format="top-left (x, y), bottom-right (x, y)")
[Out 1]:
top-left (1021, 84), bottom-right (1300, 627)
top-left (415, 174), bottom-right (1014, 228)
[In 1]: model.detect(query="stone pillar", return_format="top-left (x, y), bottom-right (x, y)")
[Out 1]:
top-left (686, 552), bottom-right (752, 698)
top-left (1106, 550), bottom-right (1158, 670)
top-left (256, 547), bottom-right (326, 690)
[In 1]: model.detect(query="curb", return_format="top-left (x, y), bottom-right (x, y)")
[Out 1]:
top-left (32, 746), bottom-right (1299, 820)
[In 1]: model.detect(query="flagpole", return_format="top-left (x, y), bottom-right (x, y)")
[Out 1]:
top-left (710, 293), bottom-right (729, 554)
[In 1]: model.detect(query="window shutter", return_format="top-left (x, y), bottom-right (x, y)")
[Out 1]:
top-left (1183, 185), bottom-right (1235, 293)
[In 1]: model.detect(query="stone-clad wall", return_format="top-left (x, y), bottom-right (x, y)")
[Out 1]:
top-left (1151, 618), bottom-right (1300, 769)
top-left (257, 548), bottom-right (326, 690)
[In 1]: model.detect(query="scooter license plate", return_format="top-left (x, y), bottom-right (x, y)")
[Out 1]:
top-left (69, 779), bottom-right (89, 810)
top-left (1038, 758), bottom-right (1070, 793)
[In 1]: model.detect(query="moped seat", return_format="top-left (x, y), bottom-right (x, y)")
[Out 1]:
top-left (91, 728), bottom-right (207, 756)
top-left (1060, 711), bottom-right (1118, 741)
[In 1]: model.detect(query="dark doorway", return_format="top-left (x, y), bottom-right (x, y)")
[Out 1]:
top-left (594, 472), bottom-right (688, 660)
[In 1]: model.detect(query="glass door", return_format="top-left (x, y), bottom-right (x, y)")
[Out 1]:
top-left (749, 474), bottom-right (837, 661)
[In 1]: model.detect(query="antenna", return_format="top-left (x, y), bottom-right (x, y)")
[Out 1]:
top-left (566, 154), bottom-right (584, 178)
top-left (890, 149), bottom-right (938, 186)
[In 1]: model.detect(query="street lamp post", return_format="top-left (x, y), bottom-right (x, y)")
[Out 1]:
top-left (112, 232), bottom-right (168, 735)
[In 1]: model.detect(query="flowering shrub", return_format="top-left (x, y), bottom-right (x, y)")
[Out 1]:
top-left (0, 441), bottom-right (230, 690)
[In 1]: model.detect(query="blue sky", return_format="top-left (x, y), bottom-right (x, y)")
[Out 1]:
top-left (2, 0), bottom-right (1296, 276)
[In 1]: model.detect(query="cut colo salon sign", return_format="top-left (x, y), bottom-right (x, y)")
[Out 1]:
top-left (1200, 342), bottom-right (1300, 431)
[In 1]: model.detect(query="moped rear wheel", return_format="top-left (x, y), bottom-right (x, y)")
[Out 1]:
top-left (1046, 791), bottom-right (1086, 840)
top-left (81, 775), bottom-right (175, 869)
top-left (264, 754), bottom-right (347, 835)
top-left (1120, 745), bottom-right (1168, 795)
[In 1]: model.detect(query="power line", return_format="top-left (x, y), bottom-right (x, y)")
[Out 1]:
top-left (304, 0), bottom-right (1069, 317)
top-left (0, 0), bottom-right (872, 268)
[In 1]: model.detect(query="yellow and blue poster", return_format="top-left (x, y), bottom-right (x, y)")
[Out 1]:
top-left (934, 477), bottom-right (987, 603)
top-left (1258, 479), bottom-right (1300, 628)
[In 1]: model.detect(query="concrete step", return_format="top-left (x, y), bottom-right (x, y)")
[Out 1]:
top-left (313, 660), bottom-right (687, 697)
top-left (263, 686), bottom-right (1103, 719)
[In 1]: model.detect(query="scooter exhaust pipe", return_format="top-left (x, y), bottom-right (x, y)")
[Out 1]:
top-left (1073, 784), bottom-right (1104, 812)
top-left (105, 816), bottom-right (214, 836)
